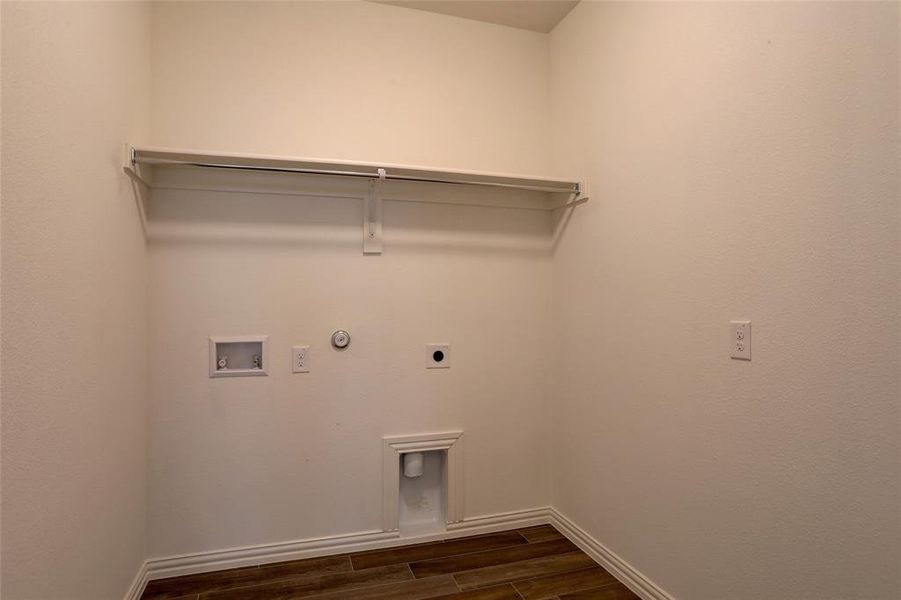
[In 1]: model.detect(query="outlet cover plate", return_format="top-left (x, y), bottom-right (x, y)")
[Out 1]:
top-left (730, 321), bottom-right (751, 360)
top-left (292, 345), bottom-right (310, 373)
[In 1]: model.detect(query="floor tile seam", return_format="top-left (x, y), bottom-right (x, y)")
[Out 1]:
top-left (423, 548), bottom-right (589, 579)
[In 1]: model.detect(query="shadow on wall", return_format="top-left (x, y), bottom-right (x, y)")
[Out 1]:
top-left (137, 167), bottom-right (579, 257)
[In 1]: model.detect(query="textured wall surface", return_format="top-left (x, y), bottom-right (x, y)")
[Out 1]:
top-left (1, 2), bottom-right (151, 598)
top-left (2, 2), bottom-right (899, 598)
top-left (145, 1), bottom-right (554, 558)
top-left (548, 2), bottom-right (900, 598)
top-left (151, 1), bottom-right (550, 174)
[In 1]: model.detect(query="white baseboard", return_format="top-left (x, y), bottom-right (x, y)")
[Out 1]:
top-left (446, 507), bottom-right (551, 533)
top-left (123, 560), bottom-right (149, 600)
top-left (549, 508), bottom-right (674, 600)
top-left (125, 506), bottom-right (672, 600)
top-left (143, 529), bottom-right (399, 582)
top-left (126, 506), bottom-right (553, 600)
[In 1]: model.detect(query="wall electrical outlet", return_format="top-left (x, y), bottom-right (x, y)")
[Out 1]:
top-left (730, 321), bottom-right (751, 360)
top-left (292, 345), bottom-right (310, 373)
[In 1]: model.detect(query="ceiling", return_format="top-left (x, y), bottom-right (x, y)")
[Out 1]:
top-left (371, 1), bottom-right (580, 34)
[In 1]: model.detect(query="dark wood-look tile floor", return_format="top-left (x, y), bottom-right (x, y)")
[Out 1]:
top-left (141, 525), bottom-right (640, 600)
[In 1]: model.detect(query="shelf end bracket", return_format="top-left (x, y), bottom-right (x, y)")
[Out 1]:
top-left (363, 169), bottom-right (385, 254)
top-left (122, 145), bottom-right (151, 188)
top-left (552, 178), bottom-right (590, 210)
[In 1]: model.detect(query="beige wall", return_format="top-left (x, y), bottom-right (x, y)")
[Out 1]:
top-left (549, 2), bottom-right (900, 599)
top-left (151, 1), bottom-right (550, 174)
top-left (146, 1), bottom-right (554, 558)
top-left (2, 2), bottom-right (899, 597)
top-left (1, 2), bottom-right (151, 598)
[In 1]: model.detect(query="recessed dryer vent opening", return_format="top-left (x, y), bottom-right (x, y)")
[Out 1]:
top-left (398, 451), bottom-right (447, 536)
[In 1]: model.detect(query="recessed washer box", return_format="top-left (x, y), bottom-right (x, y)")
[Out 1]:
top-left (209, 336), bottom-right (269, 377)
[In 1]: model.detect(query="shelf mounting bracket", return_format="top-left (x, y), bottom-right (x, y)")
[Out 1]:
top-left (122, 145), bottom-right (151, 188)
top-left (363, 168), bottom-right (385, 254)
top-left (551, 178), bottom-right (590, 210)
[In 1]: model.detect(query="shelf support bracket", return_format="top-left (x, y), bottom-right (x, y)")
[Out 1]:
top-left (122, 144), bottom-right (151, 237)
top-left (551, 179), bottom-right (590, 210)
top-left (122, 145), bottom-right (151, 188)
top-left (363, 168), bottom-right (385, 254)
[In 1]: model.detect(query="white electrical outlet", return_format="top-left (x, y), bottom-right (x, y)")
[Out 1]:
top-left (292, 345), bottom-right (310, 373)
top-left (426, 343), bottom-right (450, 369)
top-left (730, 321), bottom-right (751, 360)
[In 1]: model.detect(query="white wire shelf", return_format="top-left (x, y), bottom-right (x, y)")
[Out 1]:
top-left (125, 146), bottom-right (587, 200)
top-left (123, 145), bottom-right (589, 253)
